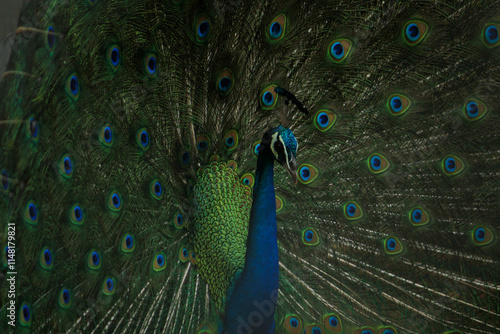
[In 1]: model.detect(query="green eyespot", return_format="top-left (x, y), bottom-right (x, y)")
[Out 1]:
top-left (153, 252), bottom-right (166, 272)
top-left (344, 201), bottom-right (363, 220)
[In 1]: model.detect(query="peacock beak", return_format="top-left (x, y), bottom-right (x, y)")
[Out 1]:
top-left (285, 156), bottom-right (298, 184)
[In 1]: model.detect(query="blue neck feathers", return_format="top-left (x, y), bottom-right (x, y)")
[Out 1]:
top-left (222, 149), bottom-right (279, 334)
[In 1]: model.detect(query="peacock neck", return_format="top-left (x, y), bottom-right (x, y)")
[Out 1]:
top-left (222, 149), bottom-right (279, 334)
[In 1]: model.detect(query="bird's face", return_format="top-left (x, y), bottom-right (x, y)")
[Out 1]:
top-left (268, 125), bottom-right (298, 183)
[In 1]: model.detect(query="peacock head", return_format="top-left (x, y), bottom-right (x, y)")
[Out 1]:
top-left (260, 125), bottom-right (298, 183)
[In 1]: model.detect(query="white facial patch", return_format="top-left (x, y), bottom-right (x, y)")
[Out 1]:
top-left (270, 132), bottom-right (288, 164)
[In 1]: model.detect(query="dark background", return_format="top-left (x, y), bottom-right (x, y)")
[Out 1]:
top-left (0, 0), bottom-right (25, 78)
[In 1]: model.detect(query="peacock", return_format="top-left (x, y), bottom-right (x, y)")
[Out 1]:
top-left (0, 0), bottom-right (499, 333)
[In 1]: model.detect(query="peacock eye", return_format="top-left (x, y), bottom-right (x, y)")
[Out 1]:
top-left (442, 155), bottom-right (464, 176)
top-left (136, 128), bottom-right (150, 150)
top-left (343, 201), bottom-right (363, 220)
top-left (59, 288), bottom-right (71, 308)
top-left (267, 14), bottom-right (286, 41)
top-left (324, 313), bottom-right (343, 331)
top-left (102, 277), bottom-right (115, 295)
top-left (108, 190), bottom-right (122, 211)
top-left (66, 74), bottom-right (79, 100)
top-left (388, 94), bottom-right (411, 115)
top-left (19, 303), bottom-right (32, 327)
top-left (153, 252), bottom-right (166, 271)
top-left (404, 21), bottom-right (428, 45)
top-left (40, 247), bottom-right (53, 269)
top-left (464, 99), bottom-right (487, 121)
top-left (25, 200), bottom-right (39, 225)
top-left (107, 45), bottom-right (120, 70)
top-left (483, 24), bottom-right (499, 47)
top-left (196, 134), bottom-right (210, 152)
top-left (223, 130), bottom-right (238, 151)
top-left (260, 85), bottom-right (278, 109)
top-left (179, 247), bottom-right (189, 262)
top-left (302, 228), bottom-right (319, 246)
top-left (472, 225), bottom-right (493, 246)
top-left (328, 39), bottom-right (352, 62)
top-left (88, 250), bottom-right (101, 269)
top-left (216, 68), bottom-right (234, 95)
top-left (145, 54), bottom-right (157, 76)
top-left (70, 203), bottom-right (84, 225)
top-left (384, 236), bottom-right (403, 255)
top-left (284, 315), bottom-right (303, 333)
top-left (121, 234), bottom-right (135, 252)
top-left (196, 15), bottom-right (211, 42)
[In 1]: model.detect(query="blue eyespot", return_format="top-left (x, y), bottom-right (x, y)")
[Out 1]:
top-left (304, 229), bottom-right (314, 242)
top-left (65, 74), bottom-right (80, 99)
top-left (346, 203), bottom-right (356, 217)
top-left (445, 157), bottom-right (456, 172)
top-left (112, 193), bottom-right (120, 208)
top-left (302, 228), bottom-right (319, 246)
top-left (289, 317), bottom-right (299, 328)
top-left (383, 330), bottom-right (394, 334)
top-left (269, 22), bottom-right (282, 39)
top-left (73, 205), bottom-right (82, 222)
top-left (243, 178), bottom-right (250, 185)
top-left (157, 254), bottom-right (164, 266)
top-left (22, 304), bottom-right (30, 321)
top-left (110, 47), bottom-right (120, 67)
top-left (390, 96), bottom-right (402, 112)
top-left (328, 315), bottom-right (338, 327)
top-left (44, 249), bottom-right (52, 265)
top-left (62, 289), bottom-right (70, 304)
top-left (300, 166), bottom-right (310, 181)
top-left (316, 112), bottom-right (329, 128)
top-left (386, 238), bottom-right (396, 251)
top-left (406, 23), bottom-right (420, 42)
top-left (92, 251), bottom-right (100, 266)
top-left (175, 213), bottom-right (184, 228)
top-left (70, 76), bottom-right (78, 96)
top-left (218, 77), bottom-right (232, 92)
top-left (225, 136), bottom-right (234, 147)
top-left (370, 155), bottom-right (381, 170)
top-left (262, 91), bottom-right (275, 106)
top-left (1, 170), bottom-right (8, 190)
top-left (136, 128), bottom-right (150, 150)
top-left (312, 327), bottom-right (322, 334)
top-left (330, 42), bottom-right (344, 59)
top-left (485, 25), bottom-right (499, 45)
top-left (29, 203), bottom-right (38, 221)
top-left (148, 57), bottom-right (156, 75)
top-left (47, 26), bottom-right (55, 49)
top-left (198, 21), bottom-right (209, 38)
top-left (106, 278), bottom-right (114, 291)
top-left (140, 130), bottom-right (149, 147)
top-left (125, 235), bottom-right (133, 249)
top-left (475, 227), bottom-right (486, 242)
top-left (104, 126), bottom-right (112, 143)
top-left (268, 15), bottom-right (286, 41)
top-left (412, 209), bottom-right (422, 222)
top-left (182, 248), bottom-right (188, 258)
top-left (466, 101), bottom-right (478, 118)
top-left (64, 157), bottom-right (72, 175)
top-left (154, 181), bottom-right (162, 197)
